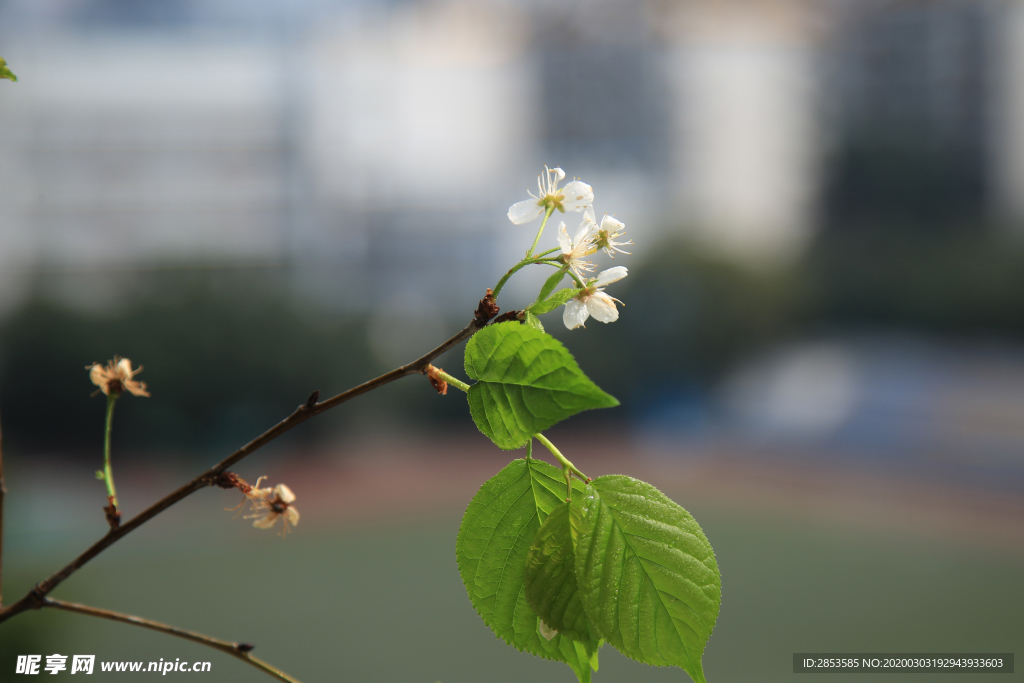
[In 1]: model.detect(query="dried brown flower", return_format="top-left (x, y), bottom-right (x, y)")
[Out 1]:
top-left (87, 357), bottom-right (150, 397)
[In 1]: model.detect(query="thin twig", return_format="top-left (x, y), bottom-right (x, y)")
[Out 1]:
top-left (42, 598), bottom-right (300, 683)
top-left (0, 316), bottom-right (485, 624)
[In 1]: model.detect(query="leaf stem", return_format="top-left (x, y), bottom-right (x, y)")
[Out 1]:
top-left (101, 394), bottom-right (119, 509)
top-left (42, 598), bottom-right (301, 683)
top-left (433, 369), bottom-right (470, 393)
top-left (526, 207), bottom-right (556, 258)
top-left (533, 433), bottom-right (589, 482)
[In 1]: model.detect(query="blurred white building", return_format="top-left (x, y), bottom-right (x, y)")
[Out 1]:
top-left (660, 0), bottom-right (824, 263)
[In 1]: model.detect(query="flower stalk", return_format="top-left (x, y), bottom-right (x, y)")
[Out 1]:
top-left (526, 206), bottom-right (556, 258)
top-left (492, 250), bottom-right (563, 299)
top-left (101, 394), bottom-right (120, 513)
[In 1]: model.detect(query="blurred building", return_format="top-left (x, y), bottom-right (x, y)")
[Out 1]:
top-left (823, 0), bottom-right (996, 232)
top-left (0, 0), bottom-right (1021, 315)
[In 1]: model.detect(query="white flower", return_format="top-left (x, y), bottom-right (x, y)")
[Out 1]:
top-left (557, 220), bottom-right (597, 279)
top-left (563, 266), bottom-right (627, 330)
top-left (591, 214), bottom-right (632, 258)
top-left (246, 483), bottom-right (300, 535)
top-left (508, 165), bottom-right (594, 224)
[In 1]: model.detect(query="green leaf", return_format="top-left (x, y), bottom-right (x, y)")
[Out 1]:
top-left (457, 458), bottom-right (600, 683)
top-left (523, 311), bottom-right (544, 332)
top-left (525, 502), bottom-right (602, 650)
top-left (530, 288), bottom-right (580, 315)
top-left (576, 476), bottom-right (721, 683)
top-left (464, 322), bottom-right (618, 450)
top-left (535, 269), bottom-right (567, 305)
top-left (0, 58), bottom-right (16, 82)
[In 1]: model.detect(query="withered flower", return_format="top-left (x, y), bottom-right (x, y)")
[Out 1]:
top-left (247, 483), bottom-right (300, 536)
top-left (88, 357), bottom-right (150, 397)
top-left (224, 474), bottom-right (273, 515)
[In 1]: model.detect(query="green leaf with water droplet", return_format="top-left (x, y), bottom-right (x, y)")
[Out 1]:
top-left (0, 58), bottom-right (17, 82)
top-left (457, 458), bottom-right (600, 683)
top-left (576, 475), bottom-right (721, 683)
top-left (525, 501), bottom-right (603, 651)
top-left (464, 322), bottom-right (618, 450)
top-left (523, 311), bottom-right (544, 332)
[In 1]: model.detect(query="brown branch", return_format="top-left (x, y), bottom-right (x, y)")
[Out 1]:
top-left (42, 598), bottom-right (300, 683)
top-left (0, 315), bottom-right (487, 624)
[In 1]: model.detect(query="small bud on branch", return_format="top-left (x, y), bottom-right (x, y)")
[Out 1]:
top-left (103, 496), bottom-right (120, 530)
top-left (474, 288), bottom-right (500, 323)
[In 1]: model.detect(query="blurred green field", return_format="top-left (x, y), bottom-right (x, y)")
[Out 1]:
top-left (1, 484), bottom-right (1020, 683)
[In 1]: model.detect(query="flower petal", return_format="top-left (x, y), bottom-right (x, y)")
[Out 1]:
top-left (89, 364), bottom-right (110, 392)
top-left (557, 221), bottom-right (572, 254)
top-left (594, 266), bottom-right (628, 287)
top-left (584, 204), bottom-right (596, 226)
top-left (560, 180), bottom-right (593, 212)
top-left (116, 358), bottom-right (135, 379)
top-left (563, 299), bottom-right (590, 330)
top-left (572, 219), bottom-right (594, 247)
top-left (508, 199), bottom-right (544, 224)
top-left (124, 380), bottom-right (150, 397)
top-left (274, 484), bottom-right (296, 503)
top-left (285, 507), bottom-right (300, 527)
top-left (600, 214), bottom-right (625, 234)
top-left (549, 167), bottom-right (566, 184)
top-left (586, 291), bottom-right (620, 323)
top-left (252, 513), bottom-right (278, 529)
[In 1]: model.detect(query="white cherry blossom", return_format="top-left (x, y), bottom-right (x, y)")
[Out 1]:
top-left (563, 266), bottom-right (628, 330)
top-left (591, 214), bottom-right (632, 258)
top-left (557, 220), bottom-right (597, 280)
top-left (508, 165), bottom-right (594, 224)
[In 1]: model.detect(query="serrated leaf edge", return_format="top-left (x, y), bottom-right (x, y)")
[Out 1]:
top-left (455, 459), bottom-right (597, 679)
top-left (577, 475), bottom-right (720, 682)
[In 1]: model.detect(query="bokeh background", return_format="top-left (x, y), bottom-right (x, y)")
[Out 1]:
top-left (0, 0), bottom-right (1022, 681)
